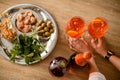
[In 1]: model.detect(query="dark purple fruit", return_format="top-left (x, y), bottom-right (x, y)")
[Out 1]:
top-left (49, 57), bottom-right (70, 77)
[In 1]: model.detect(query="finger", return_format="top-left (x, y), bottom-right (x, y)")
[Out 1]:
top-left (68, 38), bottom-right (74, 48)
top-left (68, 39), bottom-right (73, 46)
top-left (91, 39), bottom-right (96, 48)
top-left (97, 38), bottom-right (102, 47)
top-left (69, 44), bottom-right (79, 52)
top-left (68, 37), bottom-right (73, 44)
top-left (80, 38), bottom-right (88, 46)
top-left (69, 40), bottom-right (76, 49)
top-left (69, 44), bottom-right (73, 49)
top-left (72, 38), bottom-right (80, 45)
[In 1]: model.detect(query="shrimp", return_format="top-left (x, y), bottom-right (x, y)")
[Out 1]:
top-left (24, 11), bottom-right (33, 17)
top-left (27, 11), bottom-right (33, 16)
top-left (24, 18), bottom-right (30, 25)
top-left (22, 25), bottom-right (32, 33)
top-left (16, 13), bottom-right (23, 22)
top-left (30, 16), bottom-right (36, 24)
top-left (17, 22), bottom-right (24, 31)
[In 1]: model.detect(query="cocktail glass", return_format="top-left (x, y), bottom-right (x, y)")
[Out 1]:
top-left (88, 17), bottom-right (108, 39)
top-left (66, 17), bottom-right (85, 38)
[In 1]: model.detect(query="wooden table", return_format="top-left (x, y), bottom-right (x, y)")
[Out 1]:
top-left (0, 0), bottom-right (120, 80)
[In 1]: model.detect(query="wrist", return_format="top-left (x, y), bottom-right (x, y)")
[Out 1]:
top-left (105, 51), bottom-right (115, 61)
top-left (88, 58), bottom-right (99, 73)
top-left (98, 50), bottom-right (107, 57)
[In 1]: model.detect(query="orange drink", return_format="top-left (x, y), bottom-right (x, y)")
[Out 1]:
top-left (66, 17), bottom-right (85, 38)
top-left (88, 17), bottom-right (108, 38)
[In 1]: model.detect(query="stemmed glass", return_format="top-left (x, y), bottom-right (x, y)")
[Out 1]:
top-left (88, 17), bottom-right (108, 39)
top-left (66, 17), bottom-right (85, 38)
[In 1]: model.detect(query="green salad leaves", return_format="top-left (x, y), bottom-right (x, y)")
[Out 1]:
top-left (10, 34), bottom-right (47, 64)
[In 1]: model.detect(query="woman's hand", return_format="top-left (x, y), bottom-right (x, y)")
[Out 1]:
top-left (91, 38), bottom-right (107, 57)
top-left (68, 36), bottom-right (91, 53)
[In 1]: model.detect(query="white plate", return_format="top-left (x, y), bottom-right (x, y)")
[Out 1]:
top-left (0, 4), bottom-right (58, 65)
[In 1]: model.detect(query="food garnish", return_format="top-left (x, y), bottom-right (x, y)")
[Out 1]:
top-left (10, 34), bottom-right (47, 64)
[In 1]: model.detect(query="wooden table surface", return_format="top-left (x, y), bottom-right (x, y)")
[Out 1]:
top-left (0, 0), bottom-right (120, 80)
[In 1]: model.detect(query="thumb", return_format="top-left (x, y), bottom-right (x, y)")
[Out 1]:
top-left (91, 39), bottom-right (97, 48)
top-left (97, 38), bottom-right (102, 47)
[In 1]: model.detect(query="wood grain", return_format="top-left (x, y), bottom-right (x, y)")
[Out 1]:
top-left (0, 0), bottom-right (120, 80)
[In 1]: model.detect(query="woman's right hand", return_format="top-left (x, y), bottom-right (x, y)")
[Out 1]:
top-left (68, 36), bottom-right (91, 53)
top-left (91, 38), bottom-right (107, 57)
